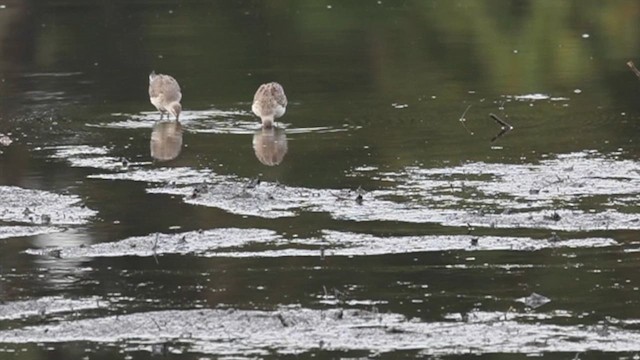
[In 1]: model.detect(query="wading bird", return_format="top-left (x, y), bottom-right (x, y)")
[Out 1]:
top-left (252, 82), bottom-right (287, 128)
top-left (149, 71), bottom-right (182, 121)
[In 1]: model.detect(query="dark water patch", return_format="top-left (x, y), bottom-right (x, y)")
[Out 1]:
top-left (21, 72), bottom-right (84, 78)
top-left (0, 297), bottom-right (104, 321)
top-left (0, 307), bottom-right (639, 355)
top-left (22, 91), bottom-right (68, 103)
top-left (24, 229), bottom-right (616, 260)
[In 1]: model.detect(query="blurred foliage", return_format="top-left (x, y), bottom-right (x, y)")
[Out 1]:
top-left (0, 1), bottom-right (638, 97)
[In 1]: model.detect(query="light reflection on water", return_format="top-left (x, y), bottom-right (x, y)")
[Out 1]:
top-left (2, 0), bottom-right (640, 358)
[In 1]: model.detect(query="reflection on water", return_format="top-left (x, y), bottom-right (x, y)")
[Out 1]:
top-left (252, 126), bottom-right (288, 166)
top-left (3, 1), bottom-right (640, 359)
top-left (150, 121), bottom-right (183, 162)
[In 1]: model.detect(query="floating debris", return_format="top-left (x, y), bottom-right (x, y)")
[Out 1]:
top-left (245, 177), bottom-right (261, 189)
top-left (457, 104), bottom-right (474, 135)
top-left (0, 134), bottom-right (12, 147)
top-left (513, 94), bottom-right (549, 101)
top-left (0, 308), bottom-right (639, 355)
top-left (489, 113), bottom-right (513, 142)
top-left (503, 94), bottom-right (570, 102)
top-left (0, 186), bottom-right (96, 225)
top-left (40, 145), bottom-right (126, 170)
top-left (544, 211), bottom-right (562, 222)
top-left (83, 151), bottom-right (640, 231)
top-left (40, 214), bottom-right (51, 225)
top-left (191, 182), bottom-right (209, 198)
top-left (24, 229), bottom-right (616, 259)
top-left (516, 292), bottom-right (551, 309)
top-left (627, 60), bottom-right (640, 80)
top-left (46, 249), bottom-right (62, 259)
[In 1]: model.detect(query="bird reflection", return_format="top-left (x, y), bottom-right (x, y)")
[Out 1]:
top-left (150, 121), bottom-right (183, 162)
top-left (252, 127), bottom-right (288, 166)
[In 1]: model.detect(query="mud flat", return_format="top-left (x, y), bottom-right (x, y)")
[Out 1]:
top-left (0, 307), bottom-right (639, 356)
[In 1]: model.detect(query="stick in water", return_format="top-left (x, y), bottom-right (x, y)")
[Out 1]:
top-left (458, 104), bottom-right (474, 135)
top-left (489, 113), bottom-right (513, 142)
top-left (490, 113), bottom-right (513, 130)
top-left (627, 61), bottom-right (640, 80)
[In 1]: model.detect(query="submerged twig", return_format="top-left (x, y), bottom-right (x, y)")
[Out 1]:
top-left (355, 186), bottom-right (365, 204)
top-left (627, 61), bottom-right (640, 80)
top-left (245, 177), bottom-right (261, 189)
top-left (490, 113), bottom-right (513, 129)
top-left (458, 104), bottom-right (474, 135)
top-left (0, 266), bottom-right (5, 304)
top-left (489, 113), bottom-right (513, 142)
top-left (490, 128), bottom-right (510, 142)
top-left (152, 234), bottom-right (160, 265)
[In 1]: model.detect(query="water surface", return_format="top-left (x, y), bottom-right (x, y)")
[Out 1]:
top-left (2, 1), bottom-right (640, 359)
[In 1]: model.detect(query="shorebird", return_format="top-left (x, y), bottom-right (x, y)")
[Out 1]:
top-left (149, 71), bottom-right (182, 121)
top-left (252, 82), bottom-right (287, 128)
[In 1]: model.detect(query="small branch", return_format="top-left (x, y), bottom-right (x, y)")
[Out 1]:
top-left (627, 61), bottom-right (640, 80)
top-left (489, 113), bottom-right (513, 130)
top-left (489, 113), bottom-right (513, 143)
top-left (152, 234), bottom-right (160, 265)
top-left (458, 104), bottom-right (474, 135)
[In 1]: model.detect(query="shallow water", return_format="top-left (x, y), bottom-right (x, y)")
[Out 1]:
top-left (2, 0), bottom-right (640, 359)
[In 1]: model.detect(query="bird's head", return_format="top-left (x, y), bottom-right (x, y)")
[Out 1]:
top-left (168, 102), bottom-right (182, 121)
top-left (261, 116), bottom-right (275, 129)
